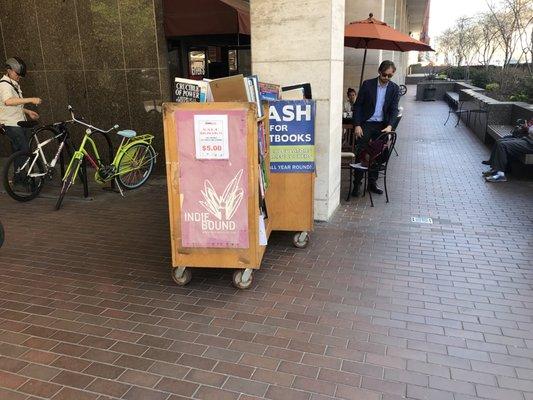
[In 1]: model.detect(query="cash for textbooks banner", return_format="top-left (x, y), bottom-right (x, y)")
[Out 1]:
top-left (269, 100), bottom-right (316, 173)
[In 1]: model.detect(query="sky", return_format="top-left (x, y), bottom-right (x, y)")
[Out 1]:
top-left (428, 0), bottom-right (489, 43)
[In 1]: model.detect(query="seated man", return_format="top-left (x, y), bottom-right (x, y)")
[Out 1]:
top-left (483, 125), bottom-right (533, 182)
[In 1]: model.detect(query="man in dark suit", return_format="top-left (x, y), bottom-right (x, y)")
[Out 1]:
top-left (352, 60), bottom-right (400, 196)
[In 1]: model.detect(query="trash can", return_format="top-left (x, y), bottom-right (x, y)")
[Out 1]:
top-left (423, 86), bottom-right (437, 101)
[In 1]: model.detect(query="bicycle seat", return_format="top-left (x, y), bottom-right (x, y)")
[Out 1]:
top-left (117, 129), bottom-right (136, 138)
top-left (18, 120), bottom-right (39, 128)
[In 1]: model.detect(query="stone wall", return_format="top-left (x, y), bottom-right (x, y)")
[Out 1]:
top-left (415, 81), bottom-right (484, 101)
top-left (0, 0), bottom-right (170, 164)
top-left (416, 80), bottom-right (532, 143)
top-left (458, 90), bottom-right (532, 142)
top-left (415, 81), bottom-right (455, 101)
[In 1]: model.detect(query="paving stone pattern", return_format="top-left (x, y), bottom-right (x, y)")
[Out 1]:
top-left (0, 88), bottom-right (532, 399)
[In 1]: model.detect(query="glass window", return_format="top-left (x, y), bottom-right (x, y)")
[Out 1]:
top-left (229, 49), bottom-right (238, 73)
top-left (189, 50), bottom-right (206, 77)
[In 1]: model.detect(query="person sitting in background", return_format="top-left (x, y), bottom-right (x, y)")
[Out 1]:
top-left (343, 88), bottom-right (357, 117)
top-left (483, 123), bottom-right (533, 182)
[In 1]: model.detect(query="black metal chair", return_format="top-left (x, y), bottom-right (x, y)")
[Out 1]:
top-left (444, 94), bottom-right (469, 127)
top-left (391, 106), bottom-right (403, 156)
top-left (341, 123), bottom-right (356, 171)
top-left (467, 98), bottom-right (488, 132)
top-left (346, 131), bottom-right (397, 206)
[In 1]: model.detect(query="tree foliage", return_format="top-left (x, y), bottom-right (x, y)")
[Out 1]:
top-left (436, 0), bottom-right (532, 72)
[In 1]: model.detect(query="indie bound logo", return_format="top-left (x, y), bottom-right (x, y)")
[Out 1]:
top-left (184, 169), bottom-right (244, 231)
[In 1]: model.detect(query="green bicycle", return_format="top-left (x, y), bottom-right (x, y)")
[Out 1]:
top-left (55, 105), bottom-right (157, 210)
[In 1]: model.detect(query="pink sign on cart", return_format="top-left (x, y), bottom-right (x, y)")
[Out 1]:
top-left (174, 109), bottom-right (249, 248)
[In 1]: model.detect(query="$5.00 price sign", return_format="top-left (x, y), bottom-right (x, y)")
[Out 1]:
top-left (194, 114), bottom-right (229, 160)
top-left (202, 144), bottom-right (223, 152)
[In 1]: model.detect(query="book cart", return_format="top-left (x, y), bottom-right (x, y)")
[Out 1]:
top-left (266, 99), bottom-right (316, 248)
top-left (162, 99), bottom-right (314, 289)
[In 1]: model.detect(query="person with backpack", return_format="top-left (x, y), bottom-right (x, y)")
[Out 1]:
top-left (0, 57), bottom-right (42, 165)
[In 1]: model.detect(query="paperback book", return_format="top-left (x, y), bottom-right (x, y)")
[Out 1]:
top-left (259, 82), bottom-right (281, 101)
top-left (174, 78), bottom-right (208, 103)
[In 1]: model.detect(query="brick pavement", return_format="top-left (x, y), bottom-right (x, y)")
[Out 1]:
top-left (0, 88), bottom-right (532, 399)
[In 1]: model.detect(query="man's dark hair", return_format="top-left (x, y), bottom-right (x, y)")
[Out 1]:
top-left (347, 88), bottom-right (356, 95)
top-left (378, 60), bottom-right (396, 73)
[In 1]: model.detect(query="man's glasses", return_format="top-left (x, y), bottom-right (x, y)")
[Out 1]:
top-left (380, 73), bottom-right (394, 78)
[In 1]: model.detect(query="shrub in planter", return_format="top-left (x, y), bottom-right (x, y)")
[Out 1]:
top-left (471, 70), bottom-right (490, 89)
top-left (446, 67), bottom-right (466, 80)
top-left (485, 83), bottom-right (500, 92)
top-left (509, 92), bottom-right (529, 102)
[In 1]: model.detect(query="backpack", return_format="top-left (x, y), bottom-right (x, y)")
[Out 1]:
top-left (358, 137), bottom-right (388, 167)
top-left (511, 118), bottom-right (533, 138)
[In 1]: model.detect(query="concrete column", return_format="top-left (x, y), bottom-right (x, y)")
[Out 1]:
top-left (382, 0), bottom-right (397, 69)
top-left (250, 0), bottom-right (345, 221)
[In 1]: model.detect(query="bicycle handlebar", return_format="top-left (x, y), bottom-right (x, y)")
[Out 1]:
top-left (67, 105), bottom-right (119, 134)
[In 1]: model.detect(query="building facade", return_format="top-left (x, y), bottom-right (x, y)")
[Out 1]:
top-left (251, 0), bottom-right (429, 220)
top-left (0, 0), bottom-right (429, 219)
top-left (0, 0), bottom-right (169, 161)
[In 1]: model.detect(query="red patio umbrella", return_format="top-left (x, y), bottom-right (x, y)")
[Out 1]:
top-left (345, 13), bottom-right (434, 87)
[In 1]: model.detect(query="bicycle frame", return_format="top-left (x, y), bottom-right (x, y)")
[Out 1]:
top-left (26, 125), bottom-right (69, 178)
top-left (72, 133), bottom-right (104, 170)
top-left (63, 130), bottom-right (155, 184)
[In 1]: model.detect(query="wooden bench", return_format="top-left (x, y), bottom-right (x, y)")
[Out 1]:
top-left (487, 124), bottom-right (533, 165)
top-left (487, 124), bottom-right (512, 140)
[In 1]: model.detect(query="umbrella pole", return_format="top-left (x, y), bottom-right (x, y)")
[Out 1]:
top-left (359, 47), bottom-right (368, 88)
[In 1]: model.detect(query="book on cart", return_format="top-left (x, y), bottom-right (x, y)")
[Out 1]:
top-left (280, 87), bottom-right (305, 100)
top-left (244, 75), bottom-right (263, 118)
top-left (282, 83), bottom-right (312, 99)
top-left (209, 74), bottom-right (249, 102)
top-left (208, 74), bottom-right (264, 118)
top-left (173, 78), bottom-right (209, 103)
top-left (259, 82), bottom-right (281, 101)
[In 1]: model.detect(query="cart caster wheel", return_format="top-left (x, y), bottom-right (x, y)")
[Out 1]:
top-left (232, 269), bottom-right (253, 290)
top-left (171, 267), bottom-right (192, 286)
top-left (293, 231), bottom-right (309, 248)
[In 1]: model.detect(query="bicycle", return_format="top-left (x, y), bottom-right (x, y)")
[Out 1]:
top-left (55, 105), bottom-right (157, 210)
top-left (3, 119), bottom-right (78, 202)
top-left (399, 84), bottom-right (407, 96)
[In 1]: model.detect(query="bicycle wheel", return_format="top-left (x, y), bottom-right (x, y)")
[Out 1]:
top-left (3, 150), bottom-right (45, 202)
top-left (116, 143), bottom-right (155, 190)
top-left (55, 158), bottom-right (82, 211)
top-left (399, 85), bottom-right (407, 96)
